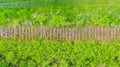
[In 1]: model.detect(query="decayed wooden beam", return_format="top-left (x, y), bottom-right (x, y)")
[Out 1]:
top-left (0, 27), bottom-right (119, 41)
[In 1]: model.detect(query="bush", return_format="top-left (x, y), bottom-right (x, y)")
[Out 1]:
top-left (0, 40), bottom-right (120, 67)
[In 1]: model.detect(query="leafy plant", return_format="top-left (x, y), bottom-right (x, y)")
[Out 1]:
top-left (0, 40), bottom-right (120, 66)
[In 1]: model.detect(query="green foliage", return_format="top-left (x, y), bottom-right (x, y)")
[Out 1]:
top-left (19, 60), bottom-right (27, 67)
top-left (5, 51), bottom-right (14, 63)
top-left (0, 0), bottom-right (120, 27)
top-left (0, 40), bottom-right (120, 66)
top-left (0, 1), bottom-right (120, 67)
top-left (0, 61), bottom-right (7, 67)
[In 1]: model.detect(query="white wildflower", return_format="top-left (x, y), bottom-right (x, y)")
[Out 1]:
top-left (32, 13), bottom-right (37, 19)
top-left (24, 20), bottom-right (32, 26)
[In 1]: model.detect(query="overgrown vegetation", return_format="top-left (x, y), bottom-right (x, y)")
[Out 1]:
top-left (0, 0), bottom-right (120, 67)
top-left (0, 0), bottom-right (120, 27)
top-left (0, 40), bottom-right (120, 67)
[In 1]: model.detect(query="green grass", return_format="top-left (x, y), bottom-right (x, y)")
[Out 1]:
top-left (0, 0), bottom-right (78, 9)
top-left (0, 0), bottom-right (120, 27)
top-left (0, 40), bottom-right (120, 67)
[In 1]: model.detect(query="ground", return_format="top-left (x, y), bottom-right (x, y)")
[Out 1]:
top-left (0, 0), bottom-right (120, 67)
